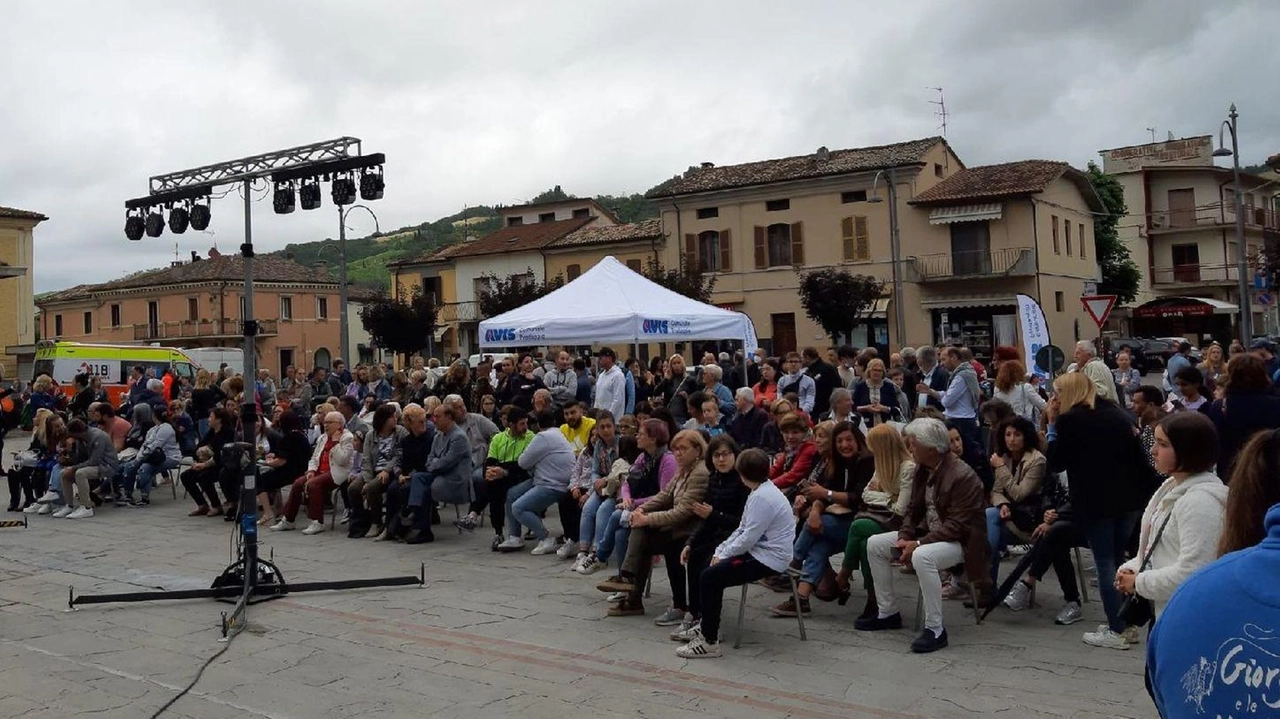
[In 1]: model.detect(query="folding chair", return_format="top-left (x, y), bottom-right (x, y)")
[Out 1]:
top-left (913, 568), bottom-right (983, 632)
top-left (734, 566), bottom-right (807, 648)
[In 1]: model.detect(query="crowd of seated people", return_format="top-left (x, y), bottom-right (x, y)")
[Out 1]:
top-left (9, 341), bottom-right (1270, 670)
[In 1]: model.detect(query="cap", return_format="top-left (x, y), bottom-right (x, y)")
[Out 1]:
top-left (1177, 341), bottom-right (1192, 352)
top-left (1249, 338), bottom-right (1275, 352)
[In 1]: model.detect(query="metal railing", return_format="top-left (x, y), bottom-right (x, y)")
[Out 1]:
top-left (910, 247), bottom-right (1034, 281)
top-left (1150, 262), bottom-right (1240, 286)
top-left (133, 318), bottom-right (278, 341)
top-left (436, 301), bottom-right (481, 323)
top-left (1151, 201), bottom-right (1280, 231)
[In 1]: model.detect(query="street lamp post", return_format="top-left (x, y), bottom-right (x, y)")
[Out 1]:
top-left (335, 204), bottom-right (379, 367)
top-left (869, 169), bottom-right (905, 350)
top-left (1214, 104), bottom-right (1252, 342)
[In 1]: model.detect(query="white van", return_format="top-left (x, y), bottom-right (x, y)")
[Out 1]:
top-left (182, 347), bottom-right (245, 376)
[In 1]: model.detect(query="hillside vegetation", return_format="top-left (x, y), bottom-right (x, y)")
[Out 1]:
top-left (268, 187), bottom-right (659, 291)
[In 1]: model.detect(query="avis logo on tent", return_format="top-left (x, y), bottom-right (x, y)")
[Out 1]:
top-left (484, 328), bottom-right (516, 342)
top-left (642, 319), bottom-right (670, 335)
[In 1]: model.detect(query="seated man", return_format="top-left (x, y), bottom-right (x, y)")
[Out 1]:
top-left (857, 417), bottom-right (990, 653)
top-left (456, 405), bottom-right (533, 547)
top-left (727, 387), bottom-right (768, 449)
top-left (54, 419), bottom-right (119, 519)
top-left (374, 404), bottom-right (434, 540)
top-left (401, 403), bottom-right (473, 544)
top-left (497, 412), bottom-right (575, 554)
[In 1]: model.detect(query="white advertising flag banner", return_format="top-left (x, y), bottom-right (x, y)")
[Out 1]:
top-left (1016, 293), bottom-right (1051, 377)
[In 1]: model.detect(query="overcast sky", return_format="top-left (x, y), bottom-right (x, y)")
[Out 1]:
top-left (4, 0), bottom-right (1277, 292)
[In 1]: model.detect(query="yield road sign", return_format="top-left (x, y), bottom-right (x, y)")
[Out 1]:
top-left (1081, 295), bottom-right (1118, 329)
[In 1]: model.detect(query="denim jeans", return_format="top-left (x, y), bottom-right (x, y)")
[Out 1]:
top-left (505, 479), bottom-right (565, 541)
top-left (597, 507), bottom-right (631, 565)
top-left (408, 470), bottom-right (434, 508)
top-left (985, 506), bottom-right (1020, 583)
top-left (120, 456), bottom-right (180, 496)
top-left (792, 513), bottom-right (853, 585)
top-left (1083, 512), bottom-right (1141, 633)
top-left (579, 493), bottom-right (615, 551)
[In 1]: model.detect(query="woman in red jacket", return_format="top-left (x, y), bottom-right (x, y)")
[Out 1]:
top-left (769, 413), bottom-right (817, 498)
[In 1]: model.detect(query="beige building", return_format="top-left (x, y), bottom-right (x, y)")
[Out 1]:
top-left (1098, 136), bottom-right (1279, 342)
top-left (36, 252), bottom-right (343, 379)
top-left (647, 139), bottom-right (1103, 362)
top-left (0, 205), bottom-right (45, 380)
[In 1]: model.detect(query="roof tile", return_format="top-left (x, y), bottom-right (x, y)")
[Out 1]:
top-left (39, 255), bottom-right (335, 305)
top-left (0, 205), bottom-right (48, 221)
top-left (549, 219), bottom-right (663, 249)
top-left (911, 160), bottom-right (1070, 205)
top-left (433, 217), bottom-right (592, 260)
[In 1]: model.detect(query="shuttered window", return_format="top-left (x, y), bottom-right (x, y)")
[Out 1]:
top-left (842, 216), bottom-right (869, 261)
top-left (756, 223), bottom-right (803, 267)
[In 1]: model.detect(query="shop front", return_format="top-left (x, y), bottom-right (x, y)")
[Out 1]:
top-left (1131, 296), bottom-right (1237, 346)
top-left (926, 298), bottom-right (1020, 365)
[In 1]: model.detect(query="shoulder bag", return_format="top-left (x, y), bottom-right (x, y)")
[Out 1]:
top-left (1118, 511), bottom-right (1173, 628)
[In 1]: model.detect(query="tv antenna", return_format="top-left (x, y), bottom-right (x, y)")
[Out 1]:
top-left (929, 87), bottom-right (948, 137)
top-left (1146, 127), bottom-right (1157, 143)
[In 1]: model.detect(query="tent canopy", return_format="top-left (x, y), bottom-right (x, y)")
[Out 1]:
top-left (478, 256), bottom-right (758, 351)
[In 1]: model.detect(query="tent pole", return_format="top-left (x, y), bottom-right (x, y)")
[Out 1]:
top-left (742, 350), bottom-right (750, 391)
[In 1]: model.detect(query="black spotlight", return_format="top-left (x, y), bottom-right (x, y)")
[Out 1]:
top-left (168, 203), bottom-right (190, 234)
top-left (125, 210), bottom-right (145, 241)
top-left (359, 166), bottom-right (384, 201)
top-left (145, 210), bottom-right (166, 238)
top-left (190, 200), bottom-right (212, 231)
top-left (331, 172), bottom-right (356, 206)
top-left (273, 181), bottom-right (296, 214)
top-left (300, 179), bottom-right (322, 210)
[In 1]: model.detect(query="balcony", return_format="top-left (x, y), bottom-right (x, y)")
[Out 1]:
top-left (1150, 262), bottom-right (1241, 288)
top-left (1151, 201), bottom-right (1280, 233)
top-left (133, 318), bottom-right (278, 342)
top-left (436, 301), bottom-right (481, 324)
top-left (908, 247), bottom-right (1035, 282)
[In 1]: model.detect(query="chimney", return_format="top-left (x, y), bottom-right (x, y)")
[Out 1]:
top-left (190, 250), bottom-right (200, 263)
top-left (208, 247), bottom-right (221, 258)
top-left (700, 162), bottom-right (715, 169)
top-left (816, 146), bottom-right (830, 161)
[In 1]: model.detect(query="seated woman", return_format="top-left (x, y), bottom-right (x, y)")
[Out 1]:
top-left (593, 419), bottom-right (676, 575)
top-left (836, 424), bottom-right (916, 620)
top-left (773, 421), bottom-right (874, 617)
top-left (168, 400), bottom-right (198, 457)
top-left (255, 410), bottom-right (312, 526)
top-left (985, 416), bottom-right (1047, 583)
top-left (758, 398), bottom-right (795, 455)
top-left (270, 411), bottom-right (356, 535)
top-left (674, 448), bottom-right (796, 659)
top-left (567, 411), bottom-right (619, 565)
top-left (116, 403), bottom-right (181, 507)
top-left (596, 429), bottom-right (709, 621)
top-left (768, 413), bottom-right (818, 497)
top-left (347, 405), bottom-right (407, 537)
top-left (180, 408), bottom-right (237, 518)
top-left (27, 410), bottom-right (66, 513)
top-left (1000, 469), bottom-right (1088, 623)
top-left (669, 435), bottom-right (749, 641)
top-left (574, 434), bottom-right (640, 575)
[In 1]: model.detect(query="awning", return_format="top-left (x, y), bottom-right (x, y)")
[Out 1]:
top-left (1132, 296), bottom-right (1238, 319)
top-left (866, 298), bottom-right (891, 317)
top-left (921, 294), bottom-right (1016, 309)
top-left (433, 325), bottom-right (450, 342)
top-left (929, 203), bottom-right (1003, 225)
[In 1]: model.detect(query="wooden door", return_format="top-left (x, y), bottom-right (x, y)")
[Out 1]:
top-left (771, 313), bottom-right (796, 355)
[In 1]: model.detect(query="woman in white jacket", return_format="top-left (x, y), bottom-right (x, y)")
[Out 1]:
top-left (1108, 412), bottom-right (1227, 645)
top-left (271, 411), bottom-right (356, 535)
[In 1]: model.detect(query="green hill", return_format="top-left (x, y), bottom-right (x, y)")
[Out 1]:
top-left (268, 188), bottom-right (658, 291)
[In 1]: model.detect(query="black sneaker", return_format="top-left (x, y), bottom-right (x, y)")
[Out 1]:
top-left (406, 528), bottom-right (435, 544)
top-left (490, 534), bottom-right (504, 552)
top-left (454, 516), bottom-right (477, 533)
top-left (854, 612), bottom-right (904, 632)
top-left (115, 494), bottom-right (133, 508)
top-left (910, 628), bottom-right (949, 653)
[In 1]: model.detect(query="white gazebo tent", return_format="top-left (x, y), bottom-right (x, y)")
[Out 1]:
top-left (477, 256), bottom-right (758, 356)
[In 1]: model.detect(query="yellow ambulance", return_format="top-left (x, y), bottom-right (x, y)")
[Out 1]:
top-left (32, 341), bottom-right (199, 406)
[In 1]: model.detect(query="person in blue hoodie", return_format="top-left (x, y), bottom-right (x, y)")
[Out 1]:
top-left (1147, 501), bottom-right (1280, 717)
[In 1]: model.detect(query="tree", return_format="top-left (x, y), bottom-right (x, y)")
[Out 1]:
top-left (477, 269), bottom-right (565, 318)
top-left (796, 268), bottom-right (884, 345)
top-left (640, 257), bottom-right (717, 304)
top-left (529, 185), bottom-right (574, 204)
top-left (357, 286), bottom-right (437, 362)
top-left (1087, 162), bottom-right (1142, 304)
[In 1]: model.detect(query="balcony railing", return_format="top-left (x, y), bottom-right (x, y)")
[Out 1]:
top-left (1150, 262), bottom-right (1241, 287)
top-left (1151, 201), bottom-right (1280, 232)
top-left (909, 247), bottom-right (1035, 282)
top-left (133, 318), bottom-right (278, 342)
top-left (436, 301), bottom-right (481, 323)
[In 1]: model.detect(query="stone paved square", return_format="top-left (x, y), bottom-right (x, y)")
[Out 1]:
top-left (1, 432), bottom-right (1157, 719)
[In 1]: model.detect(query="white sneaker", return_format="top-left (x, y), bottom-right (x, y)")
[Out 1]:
top-left (1054, 601), bottom-right (1083, 625)
top-left (51, 505), bottom-right (75, 518)
top-left (577, 555), bottom-right (605, 575)
top-left (339, 509), bottom-right (350, 525)
top-left (1003, 581), bottom-right (1032, 611)
top-left (37, 491), bottom-right (60, 504)
top-left (67, 506), bottom-right (94, 519)
top-left (1082, 626), bottom-right (1130, 650)
top-left (570, 552), bottom-right (588, 572)
top-left (301, 520), bottom-right (326, 535)
top-left (675, 631), bottom-right (722, 659)
top-left (670, 618), bottom-right (701, 642)
top-left (531, 537), bottom-right (559, 555)
top-left (497, 536), bottom-right (526, 552)
top-left (555, 541), bottom-right (578, 560)
top-left (269, 518), bottom-right (295, 531)
top-left (605, 591), bottom-right (626, 603)
top-left (37, 503), bottom-right (53, 515)
top-left (22, 503), bottom-right (42, 514)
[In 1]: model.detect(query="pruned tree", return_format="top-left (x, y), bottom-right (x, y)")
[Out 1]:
top-left (477, 268), bottom-right (565, 318)
top-left (796, 268), bottom-right (885, 345)
top-left (1087, 162), bottom-right (1141, 304)
top-left (357, 285), bottom-right (437, 362)
top-left (641, 257), bottom-right (717, 304)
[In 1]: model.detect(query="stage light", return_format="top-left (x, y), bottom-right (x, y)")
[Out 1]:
top-left (190, 200), bottom-right (212, 231)
top-left (144, 210), bottom-right (165, 238)
top-left (300, 179), bottom-right (322, 210)
top-left (168, 203), bottom-right (190, 234)
top-left (273, 181), bottom-right (296, 214)
top-left (331, 172), bottom-right (356, 206)
top-left (359, 166), bottom-right (384, 201)
top-left (125, 210), bottom-right (145, 241)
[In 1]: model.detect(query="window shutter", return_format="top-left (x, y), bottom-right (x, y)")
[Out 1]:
top-left (855, 216), bottom-right (870, 260)
top-left (684, 233), bottom-right (698, 273)
top-left (790, 222), bottom-right (805, 265)
top-left (719, 228), bottom-right (732, 272)
top-left (754, 226), bottom-right (767, 269)
top-left (841, 217), bottom-right (855, 261)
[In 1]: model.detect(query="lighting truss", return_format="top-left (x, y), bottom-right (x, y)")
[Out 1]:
top-left (147, 137), bottom-right (362, 192)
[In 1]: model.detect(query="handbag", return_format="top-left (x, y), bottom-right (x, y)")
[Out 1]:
top-left (1118, 511), bottom-right (1173, 628)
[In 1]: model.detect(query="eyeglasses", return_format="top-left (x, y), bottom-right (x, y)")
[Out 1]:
top-left (711, 451), bottom-right (735, 459)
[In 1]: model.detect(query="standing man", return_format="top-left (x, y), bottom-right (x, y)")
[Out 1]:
top-left (331, 359), bottom-right (353, 387)
top-left (836, 346), bottom-right (859, 388)
top-left (801, 347), bottom-right (839, 418)
top-left (256, 369), bottom-right (276, 406)
top-left (1074, 340), bottom-right (1119, 403)
top-left (543, 351), bottom-right (578, 409)
top-left (914, 347), bottom-right (949, 411)
top-left (776, 352), bottom-right (816, 414)
top-left (573, 358), bottom-right (593, 404)
top-left (593, 348), bottom-right (626, 421)
top-left (918, 347), bottom-right (981, 456)
top-left (1162, 341), bottom-right (1193, 394)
